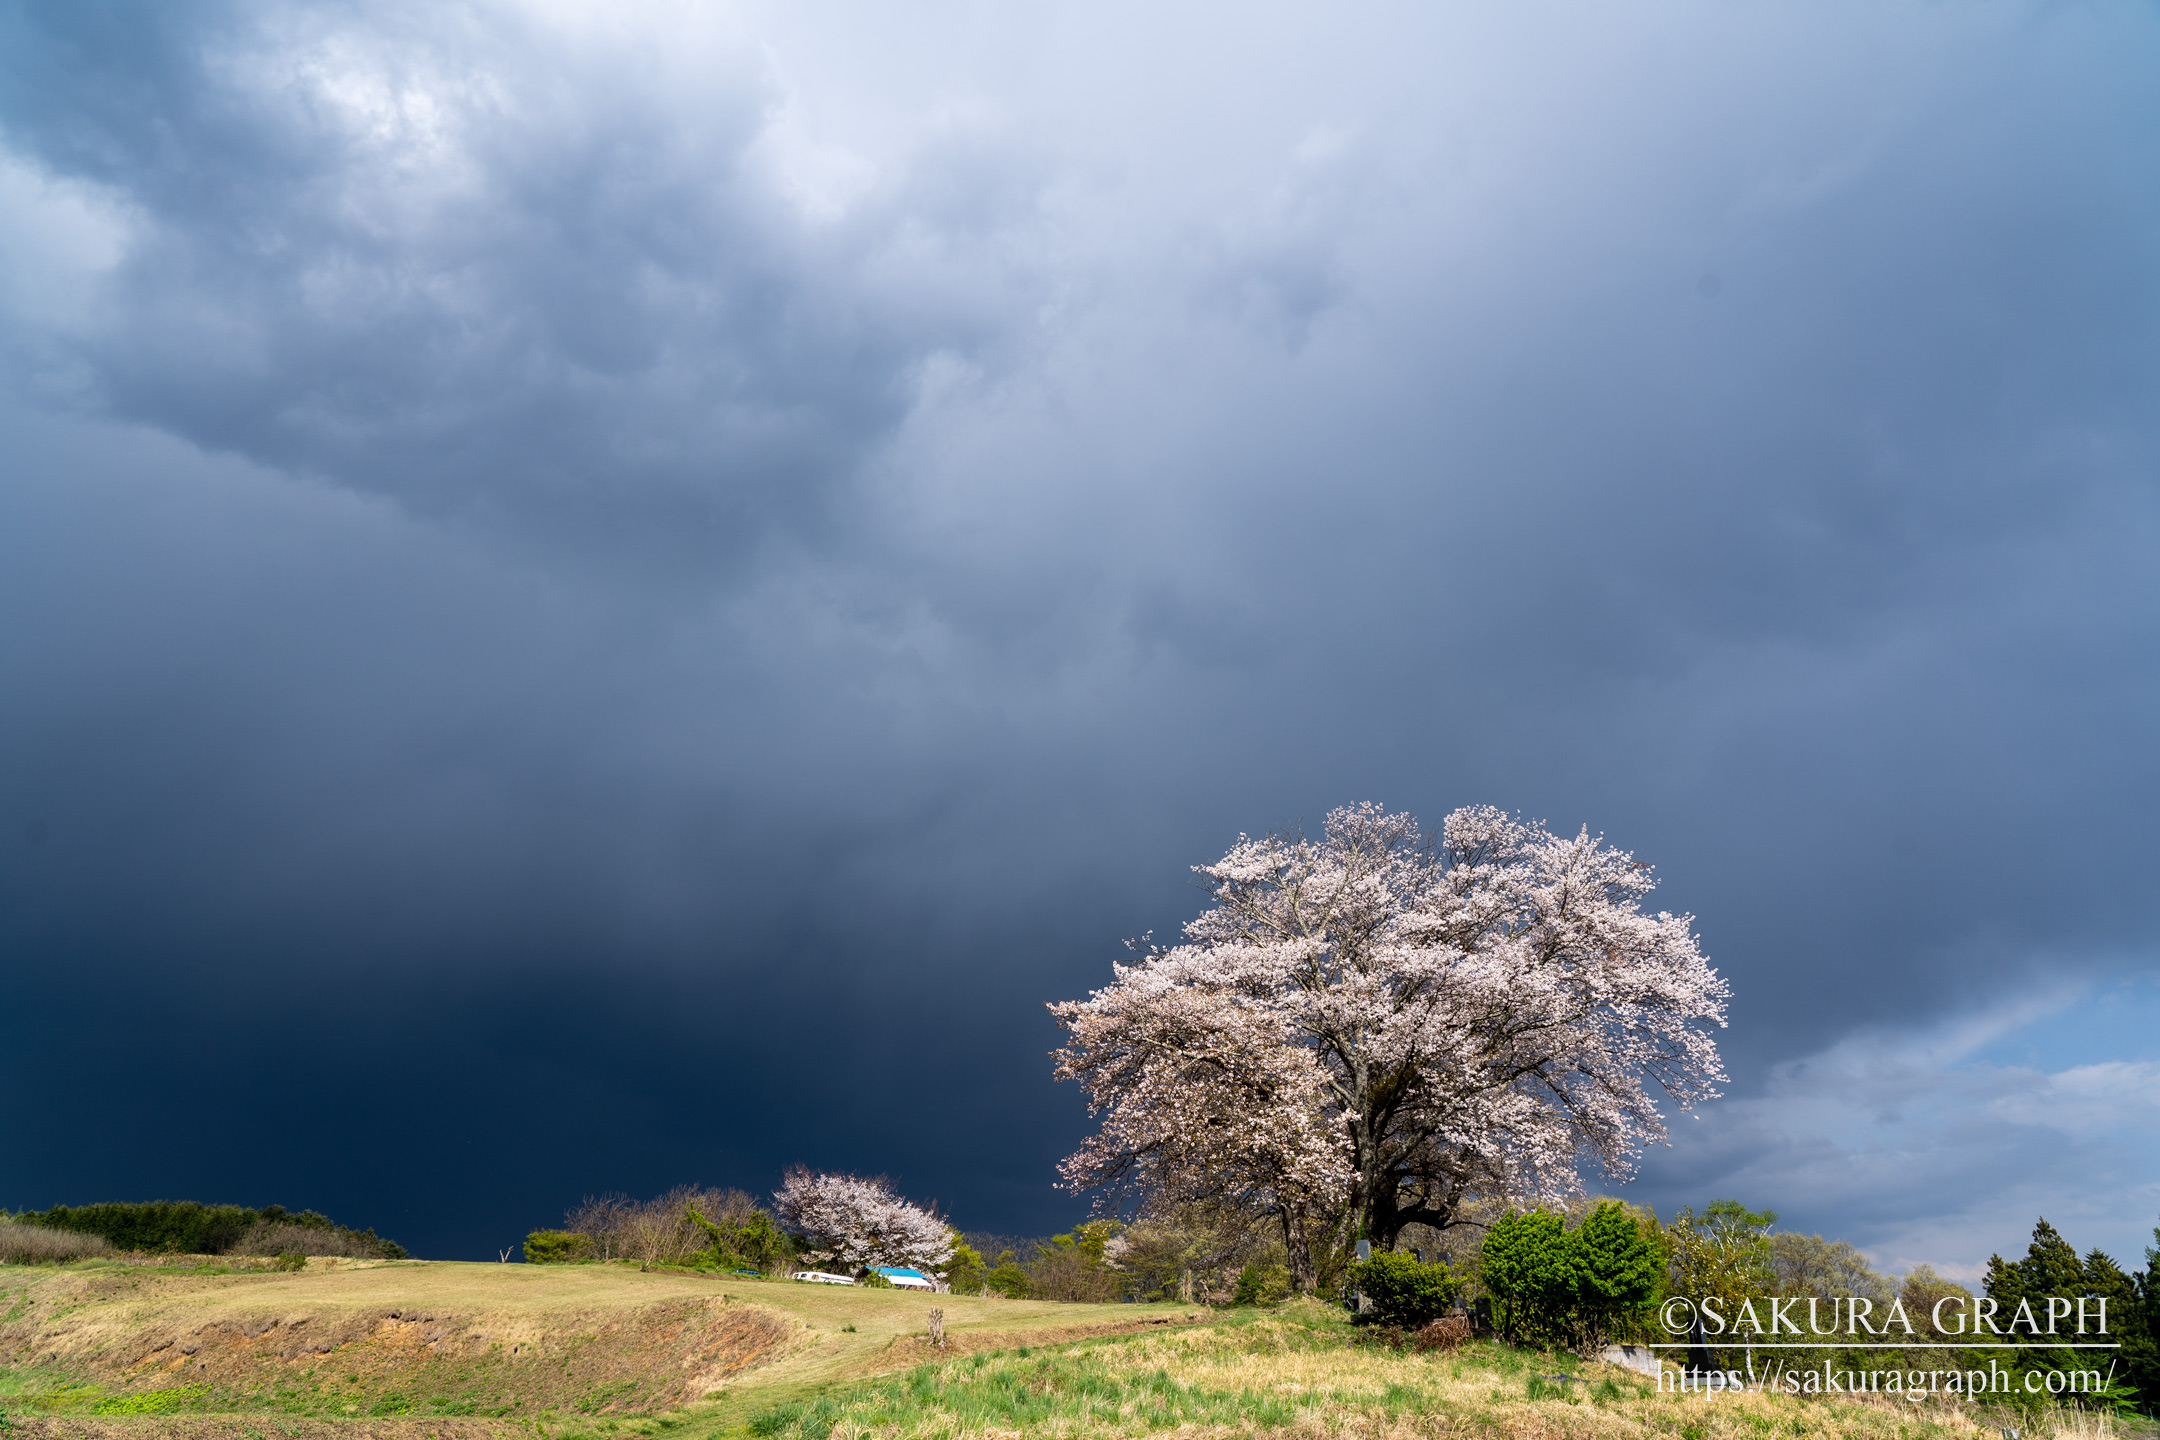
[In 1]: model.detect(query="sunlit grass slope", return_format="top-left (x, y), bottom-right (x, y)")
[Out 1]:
top-left (0, 1255), bottom-right (1197, 1433)
top-left (1, 1260), bottom-right (2148, 1438)
top-left (728, 1304), bottom-right (2140, 1440)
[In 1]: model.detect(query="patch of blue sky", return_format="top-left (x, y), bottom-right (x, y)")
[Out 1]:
top-left (1963, 971), bottom-right (2160, 1074)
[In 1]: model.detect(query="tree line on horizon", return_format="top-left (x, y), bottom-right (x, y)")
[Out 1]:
top-left (0, 1201), bottom-right (406, 1263)
top-left (510, 1167), bottom-right (2160, 1417)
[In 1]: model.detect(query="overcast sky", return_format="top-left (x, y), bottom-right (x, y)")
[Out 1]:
top-left (2, 0), bottom-right (2156, 1275)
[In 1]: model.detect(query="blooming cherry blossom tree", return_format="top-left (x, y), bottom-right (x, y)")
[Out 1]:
top-left (1050, 803), bottom-right (1728, 1291)
top-left (773, 1169), bottom-right (954, 1274)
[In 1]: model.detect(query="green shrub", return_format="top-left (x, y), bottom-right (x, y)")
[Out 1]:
top-left (1482, 1202), bottom-right (1661, 1351)
top-left (942, 1235), bottom-right (987, 1295)
top-left (1481, 1209), bottom-right (1577, 1346)
top-left (1351, 1251), bottom-right (1461, 1327)
top-left (272, 1252), bottom-right (307, 1272)
top-left (983, 1253), bottom-right (1032, 1298)
top-left (684, 1206), bottom-right (791, 1272)
top-left (1571, 1202), bottom-right (1662, 1347)
top-left (28, 1201), bottom-right (256, 1254)
top-left (1232, 1262), bottom-right (1292, 1308)
top-left (524, 1230), bottom-right (593, 1264)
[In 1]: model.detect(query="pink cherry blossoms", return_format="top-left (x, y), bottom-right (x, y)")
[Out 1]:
top-left (773, 1168), bottom-right (955, 1274)
top-left (1049, 803), bottom-right (1728, 1291)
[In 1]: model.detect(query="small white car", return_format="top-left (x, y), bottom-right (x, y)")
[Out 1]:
top-left (791, 1270), bottom-right (856, 1285)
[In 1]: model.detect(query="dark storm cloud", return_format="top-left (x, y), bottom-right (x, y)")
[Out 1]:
top-left (0, 0), bottom-right (1041, 559)
top-left (2, 0), bottom-right (2157, 1261)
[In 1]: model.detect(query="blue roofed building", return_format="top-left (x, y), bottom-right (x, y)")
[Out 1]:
top-left (872, 1266), bottom-right (940, 1292)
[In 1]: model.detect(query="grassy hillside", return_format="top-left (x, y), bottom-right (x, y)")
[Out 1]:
top-left (0, 1255), bottom-right (1198, 1434)
top-left (733, 1307), bottom-right (2143, 1440)
top-left (0, 1257), bottom-right (2146, 1439)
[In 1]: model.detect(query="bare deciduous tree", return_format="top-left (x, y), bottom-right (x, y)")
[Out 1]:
top-left (566, 1187), bottom-right (773, 1268)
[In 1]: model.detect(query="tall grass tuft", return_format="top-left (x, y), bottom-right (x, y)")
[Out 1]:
top-left (0, 1217), bottom-right (115, 1264)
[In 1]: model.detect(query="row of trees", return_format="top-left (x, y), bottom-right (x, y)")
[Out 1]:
top-left (519, 1176), bottom-right (1312, 1307)
top-left (524, 1185), bottom-right (791, 1269)
top-left (949, 1215), bottom-right (1298, 1306)
top-left (1068, 1201), bottom-right (2160, 1416)
top-left (523, 1171), bottom-right (952, 1278)
top-left (9, 1202), bottom-right (405, 1259)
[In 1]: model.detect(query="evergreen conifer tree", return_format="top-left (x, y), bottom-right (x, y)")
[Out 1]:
top-left (1986, 1218), bottom-right (2150, 1411)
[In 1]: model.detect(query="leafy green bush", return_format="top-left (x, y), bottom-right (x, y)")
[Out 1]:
top-left (684, 1207), bottom-right (791, 1272)
top-left (943, 1235), bottom-right (987, 1294)
top-left (1351, 1250), bottom-right (1461, 1327)
top-left (1482, 1202), bottom-right (1661, 1351)
top-left (1480, 1210), bottom-right (1576, 1345)
top-left (983, 1252), bottom-right (1032, 1298)
top-left (523, 1230), bottom-right (593, 1264)
top-left (272, 1251), bottom-right (307, 1272)
top-left (28, 1201), bottom-right (256, 1254)
top-left (1571, 1202), bottom-right (1663, 1346)
top-left (1233, 1262), bottom-right (1292, 1308)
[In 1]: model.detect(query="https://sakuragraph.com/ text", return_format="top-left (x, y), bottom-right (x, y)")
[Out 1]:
top-left (1651, 1293), bottom-right (2120, 1402)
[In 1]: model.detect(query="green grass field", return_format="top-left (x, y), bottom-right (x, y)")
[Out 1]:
top-left (0, 1258), bottom-right (2146, 1439)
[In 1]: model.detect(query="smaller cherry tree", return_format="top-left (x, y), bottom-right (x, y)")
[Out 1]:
top-left (774, 1169), bottom-right (954, 1274)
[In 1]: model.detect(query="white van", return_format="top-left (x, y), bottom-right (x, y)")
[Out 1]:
top-left (791, 1270), bottom-right (856, 1285)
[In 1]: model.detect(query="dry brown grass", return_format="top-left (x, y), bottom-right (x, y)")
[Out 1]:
top-left (0, 1415), bottom-right (515, 1437)
top-left (226, 1221), bottom-right (384, 1258)
top-left (0, 1257), bottom-right (790, 1416)
top-left (0, 1221), bottom-right (114, 1265)
top-left (1412, 1314), bottom-right (1471, 1350)
top-left (0, 1253), bottom-right (1200, 1432)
